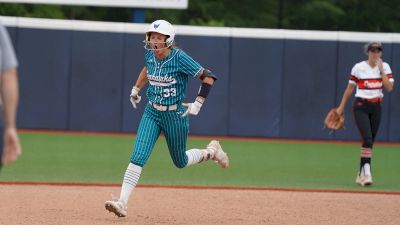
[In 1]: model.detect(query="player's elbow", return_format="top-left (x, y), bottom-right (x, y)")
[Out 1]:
top-left (385, 84), bottom-right (394, 92)
top-left (202, 76), bottom-right (215, 85)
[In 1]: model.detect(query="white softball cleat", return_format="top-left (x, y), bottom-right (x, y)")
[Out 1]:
top-left (362, 175), bottom-right (373, 186)
top-left (105, 199), bottom-right (127, 217)
top-left (355, 175), bottom-right (373, 186)
top-left (207, 140), bottom-right (229, 168)
top-left (356, 164), bottom-right (373, 186)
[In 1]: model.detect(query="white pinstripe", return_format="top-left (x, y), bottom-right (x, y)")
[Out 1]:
top-left (130, 106), bottom-right (161, 166)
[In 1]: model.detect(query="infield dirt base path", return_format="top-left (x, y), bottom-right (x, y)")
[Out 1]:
top-left (0, 184), bottom-right (399, 225)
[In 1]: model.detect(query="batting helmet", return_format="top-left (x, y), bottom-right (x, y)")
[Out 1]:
top-left (145, 20), bottom-right (175, 49)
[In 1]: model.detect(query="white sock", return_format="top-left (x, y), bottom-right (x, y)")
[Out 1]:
top-left (185, 146), bottom-right (217, 167)
top-left (185, 149), bottom-right (203, 167)
top-left (363, 163), bottom-right (371, 176)
top-left (119, 163), bottom-right (142, 204)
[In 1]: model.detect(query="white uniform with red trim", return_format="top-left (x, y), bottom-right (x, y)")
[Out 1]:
top-left (349, 61), bottom-right (394, 99)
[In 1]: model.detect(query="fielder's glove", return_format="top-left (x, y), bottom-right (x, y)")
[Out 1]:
top-left (324, 108), bottom-right (345, 131)
top-left (182, 97), bottom-right (203, 117)
top-left (130, 86), bottom-right (141, 109)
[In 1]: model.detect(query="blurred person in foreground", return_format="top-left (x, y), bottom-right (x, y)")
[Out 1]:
top-left (0, 23), bottom-right (21, 171)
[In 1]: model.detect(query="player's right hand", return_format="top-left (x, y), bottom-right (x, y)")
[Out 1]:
top-left (130, 86), bottom-right (141, 109)
top-left (376, 58), bottom-right (384, 74)
top-left (1, 127), bottom-right (22, 165)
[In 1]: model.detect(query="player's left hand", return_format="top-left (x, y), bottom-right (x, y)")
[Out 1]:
top-left (182, 100), bottom-right (203, 117)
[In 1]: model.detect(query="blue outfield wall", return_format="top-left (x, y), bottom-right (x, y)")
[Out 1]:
top-left (16, 28), bottom-right (71, 130)
top-left (69, 31), bottom-right (124, 132)
top-left (389, 44), bottom-right (400, 141)
top-left (3, 17), bottom-right (399, 142)
top-left (229, 38), bottom-right (283, 138)
top-left (281, 40), bottom-right (338, 140)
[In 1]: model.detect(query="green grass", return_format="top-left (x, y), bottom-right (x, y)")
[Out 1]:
top-left (1, 132), bottom-right (399, 192)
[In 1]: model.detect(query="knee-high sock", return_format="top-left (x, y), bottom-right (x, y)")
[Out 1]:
top-left (185, 148), bottom-right (215, 167)
top-left (360, 147), bottom-right (372, 175)
top-left (119, 163), bottom-right (142, 204)
top-left (185, 149), bottom-right (203, 167)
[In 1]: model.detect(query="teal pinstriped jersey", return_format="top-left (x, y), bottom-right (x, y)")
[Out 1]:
top-left (145, 48), bottom-right (203, 105)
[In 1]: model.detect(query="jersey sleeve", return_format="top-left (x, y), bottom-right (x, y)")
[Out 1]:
top-left (177, 50), bottom-right (203, 78)
top-left (348, 64), bottom-right (359, 85)
top-left (383, 62), bottom-right (394, 83)
top-left (0, 25), bottom-right (18, 73)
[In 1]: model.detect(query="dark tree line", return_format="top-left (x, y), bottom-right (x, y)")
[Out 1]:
top-left (1, 0), bottom-right (400, 32)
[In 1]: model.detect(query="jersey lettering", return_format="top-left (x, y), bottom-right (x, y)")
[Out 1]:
top-left (358, 79), bottom-right (383, 89)
top-left (349, 61), bottom-right (394, 99)
top-left (148, 74), bottom-right (176, 87)
top-left (145, 48), bottom-right (203, 105)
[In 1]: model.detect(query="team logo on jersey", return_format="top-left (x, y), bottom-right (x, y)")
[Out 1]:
top-left (358, 79), bottom-right (382, 89)
top-left (148, 74), bottom-right (176, 87)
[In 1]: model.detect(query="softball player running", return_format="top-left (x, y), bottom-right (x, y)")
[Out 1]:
top-left (105, 20), bottom-right (229, 217)
top-left (336, 42), bottom-right (394, 186)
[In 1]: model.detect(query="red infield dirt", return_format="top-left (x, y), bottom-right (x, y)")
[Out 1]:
top-left (1, 184), bottom-right (400, 225)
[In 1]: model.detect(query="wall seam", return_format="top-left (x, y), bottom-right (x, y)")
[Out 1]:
top-left (119, 32), bottom-right (127, 132)
top-left (226, 35), bottom-right (233, 136)
top-left (278, 39), bottom-right (286, 138)
top-left (66, 29), bottom-right (73, 130)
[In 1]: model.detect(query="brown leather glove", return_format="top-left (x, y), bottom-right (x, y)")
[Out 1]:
top-left (324, 108), bottom-right (345, 130)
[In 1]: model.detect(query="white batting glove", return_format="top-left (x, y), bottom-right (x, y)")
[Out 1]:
top-left (130, 86), bottom-right (141, 109)
top-left (182, 97), bottom-right (203, 117)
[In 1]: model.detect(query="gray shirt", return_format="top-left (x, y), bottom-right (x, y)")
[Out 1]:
top-left (0, 24), bottom-right (18, 74)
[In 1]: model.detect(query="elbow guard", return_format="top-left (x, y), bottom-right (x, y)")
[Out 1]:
top-left (199, 69), bottom-right (218, 81)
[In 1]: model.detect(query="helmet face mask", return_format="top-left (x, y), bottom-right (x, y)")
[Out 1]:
top-left (146, 32), bottom-right (168, 50)
top-left (144, 20), bottom-right (175, 50)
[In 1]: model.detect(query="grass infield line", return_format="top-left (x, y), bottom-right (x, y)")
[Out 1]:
top-left (17, 129), bottom-right (400, 147)
top-left (1, 181), bottom-right (400, 196)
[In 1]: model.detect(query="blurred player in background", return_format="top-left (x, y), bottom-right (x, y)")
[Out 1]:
top-left (0, 23), bottom-right (21, 171)
top-left (105, 19), bottom-right (229, 217)
top-left (336, 42), bottom-right (394, 186)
